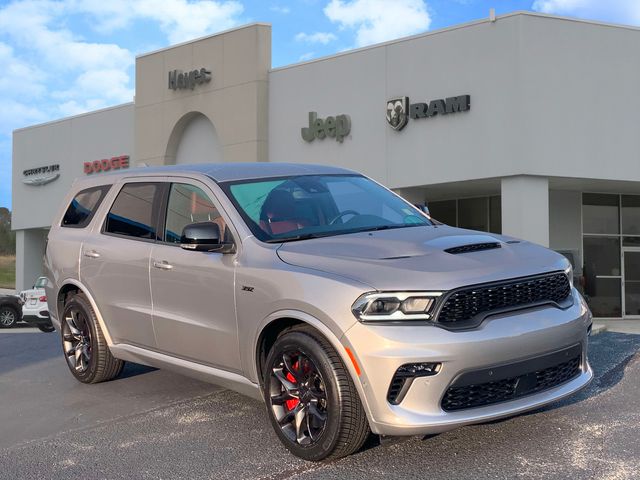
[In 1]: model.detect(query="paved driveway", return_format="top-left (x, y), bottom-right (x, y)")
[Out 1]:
top-left (0, 327), bottom-right (639, 479)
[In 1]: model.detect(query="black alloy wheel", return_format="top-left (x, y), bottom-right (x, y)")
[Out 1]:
top-left (0, 306), bottom-right (18, 328)
top-left (269, 349), bottom-right (329, 446)
top-left (60, 293), bottom-right (124, 383)
top-left (62, 304), bottom-right (93, 375)
top-left (263, 326), bottom-right (370, 461)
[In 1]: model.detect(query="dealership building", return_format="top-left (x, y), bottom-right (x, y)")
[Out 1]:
top-left (11, 11), bottom-right (640, 319)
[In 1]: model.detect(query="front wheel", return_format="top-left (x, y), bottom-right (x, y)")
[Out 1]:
top-left (263, 326), bottom-right (370, 461)
top-left (0, 306), bottom-right (18, 328)
top-left (38, 324), bottom-right (55, 333)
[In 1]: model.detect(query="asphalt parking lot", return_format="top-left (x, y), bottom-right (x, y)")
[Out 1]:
top-left (1, 327), bottom-right (639, 480)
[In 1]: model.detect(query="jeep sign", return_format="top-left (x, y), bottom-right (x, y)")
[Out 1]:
top-left (301, 112), bottom-right (351, 143)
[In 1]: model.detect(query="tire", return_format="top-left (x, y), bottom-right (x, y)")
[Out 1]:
top-left (38, 324), bottom-right (55, 333)
top-left (263, 325), bottom-right (370, 461)
top-left (0, 306), bottom-right (18, 328)
top-left (60, 292), bottom-right (124, 383)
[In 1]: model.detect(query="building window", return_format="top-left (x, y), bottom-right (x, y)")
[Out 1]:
top-left (429, 196), bottom-right (501, 234)
top-left (582, 193), bottom-right (640, 318)
top-left (429, 200), bottom-right (456, 226)
top-left (583, 193), bottom-right (619, 234)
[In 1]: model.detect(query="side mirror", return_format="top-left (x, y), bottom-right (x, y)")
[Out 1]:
top-left (180, 222), bottom-right (234, 253)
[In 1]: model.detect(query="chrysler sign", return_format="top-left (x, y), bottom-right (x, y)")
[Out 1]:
top-left (386, 94), bottom-right (470, 131)
top-left (22, 164), bottom-right (60, 186)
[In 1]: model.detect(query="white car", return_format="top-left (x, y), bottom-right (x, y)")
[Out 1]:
top-left (20, 277), bottom-right (54, 332)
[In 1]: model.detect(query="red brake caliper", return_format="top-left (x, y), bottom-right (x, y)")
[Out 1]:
top-left (285, 361), bottom-right (300, 411)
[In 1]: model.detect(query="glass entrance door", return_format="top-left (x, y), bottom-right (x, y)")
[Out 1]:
top-left (623, 248), bottom-right (640, 317)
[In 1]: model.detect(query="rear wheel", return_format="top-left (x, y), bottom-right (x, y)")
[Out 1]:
top-left (263, 326), bottom-right (370, 461)
top-left (0, 306), bottom-right (18, 328)
top-left (38, 324), bottom-right (55, 333)
top-left (61, 293), bottom-right (124, 383)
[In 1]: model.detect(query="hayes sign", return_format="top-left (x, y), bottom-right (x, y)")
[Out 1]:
top-left (386, 94), bottom-right (470, 131)
top-left (168, 68), bottom-right (212, 90)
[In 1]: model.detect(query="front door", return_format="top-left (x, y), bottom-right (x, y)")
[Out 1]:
top-left (623, 248), bottom-right (640, 317)
top-left (150, 181), bottom-right (240, 372)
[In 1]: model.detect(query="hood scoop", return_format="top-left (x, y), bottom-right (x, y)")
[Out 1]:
top-left (444, 242), bottom-right (502, 255)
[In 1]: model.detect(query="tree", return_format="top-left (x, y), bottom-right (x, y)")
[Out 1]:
top-left (0, 207), bottom-right (16, 255)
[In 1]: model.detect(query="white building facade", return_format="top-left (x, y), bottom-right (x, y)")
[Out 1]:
top-left (12, 12), bottom-right (640, 319)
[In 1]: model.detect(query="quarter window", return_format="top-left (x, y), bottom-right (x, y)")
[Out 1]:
top-left (104, 183), bottom-right (161, 240)
top-left (164, 183), bottom-right (225, 244)
top-left (61, 185), bottom-right (110, 228)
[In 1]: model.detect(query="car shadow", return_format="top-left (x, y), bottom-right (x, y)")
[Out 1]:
top-left (116, 362), bottom-right (158, 379)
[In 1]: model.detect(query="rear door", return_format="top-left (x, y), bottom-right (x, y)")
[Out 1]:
top-left (80, 181), bottom-right (164, 347)
top-left (149, 180), bottom-right (240, 372)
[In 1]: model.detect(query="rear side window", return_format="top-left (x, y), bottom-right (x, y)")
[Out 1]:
top-left (61, 185), bottom-right (110, 228)
top-left (104, 183), bottom-right (161, 240)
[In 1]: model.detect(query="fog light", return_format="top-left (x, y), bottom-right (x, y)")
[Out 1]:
top-left (396, 362), bottom-right (441, 377)
top-left (387, 362), bottom-right (441, 405)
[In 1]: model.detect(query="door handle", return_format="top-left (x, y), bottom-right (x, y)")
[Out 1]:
top-left (84, 250), bottom-right (100, 258)
top-left (153, 260), bottom-right (173, 271)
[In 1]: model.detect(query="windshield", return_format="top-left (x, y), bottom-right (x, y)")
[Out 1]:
top-left (221, 174), bottom-right (432, 242)
top-left (35, 277), bottom-right (47, 288)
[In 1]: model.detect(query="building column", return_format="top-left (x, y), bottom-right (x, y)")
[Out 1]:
top-left (501, 176), bottom-right (549, 247)
top-left (15, 229), bottom-right (48, 292)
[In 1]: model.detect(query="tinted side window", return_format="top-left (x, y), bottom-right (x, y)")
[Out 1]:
top-left (105, 183), bottom-right (161, 240)
top-left (61, 185), bottom-right (110, 228)
top-left (164, 183), bottom-right (225, 243)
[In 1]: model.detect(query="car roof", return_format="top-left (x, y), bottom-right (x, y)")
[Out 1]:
top-left (82, 162), bottom-right (359, 185)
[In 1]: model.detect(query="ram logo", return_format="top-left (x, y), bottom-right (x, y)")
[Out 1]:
top-left (386, 97), bottom-right (409, 131)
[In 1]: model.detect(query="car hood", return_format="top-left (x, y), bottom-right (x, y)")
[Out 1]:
top-left (276, 226), bottom-right (568, 291)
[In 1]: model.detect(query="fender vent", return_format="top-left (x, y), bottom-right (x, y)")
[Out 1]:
top-left (444, 242), bottom-right (501, 254)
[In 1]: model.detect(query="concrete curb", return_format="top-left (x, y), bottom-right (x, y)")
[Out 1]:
top-left (591, 324), bottom-right (607, 335)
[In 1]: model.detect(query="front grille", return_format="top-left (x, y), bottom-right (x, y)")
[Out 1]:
top-left (436, 272), bottom-right (571, 327)
top-left (441, 353), bottom-right (581, 411)
top-left (445, 242), bottom-right (501, 254)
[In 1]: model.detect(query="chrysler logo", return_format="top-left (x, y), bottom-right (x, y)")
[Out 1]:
top-left (386, 97), bottom-right (409, 131)
top-left (22, 164), bottom-right (60, 186)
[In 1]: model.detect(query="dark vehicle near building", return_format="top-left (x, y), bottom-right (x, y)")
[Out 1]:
top-left (0, 294), bottom-right (22, 328)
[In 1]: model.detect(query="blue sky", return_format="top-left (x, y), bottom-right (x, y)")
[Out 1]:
top-left (2, 0), bottom-right (639, 210)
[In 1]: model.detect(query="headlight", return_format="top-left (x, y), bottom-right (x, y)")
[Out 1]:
top-left (565, 263), bottom-right (574, 287)
top-left (352, 291), bottom-right (443, 322)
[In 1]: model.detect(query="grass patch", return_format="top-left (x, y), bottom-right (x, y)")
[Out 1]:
top-left (0, 255), bottom-right (16, 289)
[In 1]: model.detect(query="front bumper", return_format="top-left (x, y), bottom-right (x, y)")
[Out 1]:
top-left (342, 289), bottom-right (592, 436)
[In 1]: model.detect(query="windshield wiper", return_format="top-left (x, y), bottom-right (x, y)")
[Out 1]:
top-left (351, 224), bottom-right (425, 234)
top-left (265, 232), bottom-right (333, 243)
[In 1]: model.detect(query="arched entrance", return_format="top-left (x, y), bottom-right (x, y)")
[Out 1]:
top-left (165, 112), bottom-right (223, 165)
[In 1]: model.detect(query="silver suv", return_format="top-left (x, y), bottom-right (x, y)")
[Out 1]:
top-left (44, 163), bottom-right (593, 461)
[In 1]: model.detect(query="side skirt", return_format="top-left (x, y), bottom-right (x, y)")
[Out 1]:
top-left (110, 344), bottom-right (263, 401)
